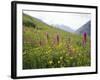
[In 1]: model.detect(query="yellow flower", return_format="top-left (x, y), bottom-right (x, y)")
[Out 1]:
top-left (66, 54), bottom-right (68, 56)
top-left (60, 56), bottom-right (63, 60)
top-left (58, 43), bottom-right (62, 48)
top-left (70, 57), bottom-right (73, 59)
top-left (48, 60), bottom-right (53, 64)
top-left (63, 50), bottom-right (65, 53)
top-left (35, 47), bottom-right (39, 50)
top-left (46, 51), bottom-right (48, 54)
top-left (47, 49), bottom-right (52, 53)
top-left (72, 48), bottom-right (76, 53)
top-left (73, 48), bottom-right (75, 51)
top-left (58, 61), bottom-right (60, 64)
top-left (48, 47), bottom-right (51, 49)
top-left (70, 45), bottom-right (72, 48)
top-left (45, 49), bottom-right (52, 54)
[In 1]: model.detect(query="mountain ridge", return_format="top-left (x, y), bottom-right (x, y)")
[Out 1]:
top-left (76, 20), bottom-right (91, 36)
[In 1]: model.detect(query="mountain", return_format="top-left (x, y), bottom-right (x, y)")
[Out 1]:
top-left (76, 21), bottom-right (91, 36)
top-left (23, 13), bottom-right (74, 33)
top-left (54, 24), bottom-right (74, 33)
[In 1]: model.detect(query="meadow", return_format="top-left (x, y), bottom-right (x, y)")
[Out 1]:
top-left (23, 13), bottom-right (91, 69)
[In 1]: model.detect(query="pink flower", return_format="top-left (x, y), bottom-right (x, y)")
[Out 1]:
top-left (82, 32), bottom-right (87, 47)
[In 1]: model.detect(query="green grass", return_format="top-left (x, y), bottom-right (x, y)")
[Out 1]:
top-left (23, 13), bottom-right (91, 69)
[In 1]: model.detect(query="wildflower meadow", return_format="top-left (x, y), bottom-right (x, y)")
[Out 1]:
top-left (23, 13), bottom-right (91, 69)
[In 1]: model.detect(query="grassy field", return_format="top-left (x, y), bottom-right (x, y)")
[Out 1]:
top-left (23, 13), bottom-right (91, 69)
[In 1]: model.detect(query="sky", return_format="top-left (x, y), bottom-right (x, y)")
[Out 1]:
top-left (23, 10), bottom-right (91, 31)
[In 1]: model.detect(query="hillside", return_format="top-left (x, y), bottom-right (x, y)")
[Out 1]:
top-left (23, 13), bottom-right (91, 69)
top-left (23, 13), bottom-right (52, 30)
top-left (76, 21), bottom-right (91, 36)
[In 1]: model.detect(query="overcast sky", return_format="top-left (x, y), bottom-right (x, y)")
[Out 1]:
top-left (23, 11), bottom-right (91, 31)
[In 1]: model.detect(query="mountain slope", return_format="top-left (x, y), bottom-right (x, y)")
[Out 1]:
top-left (76, 21), bottom-right (91, 35)
top-left (23, 13), bottom-right (52, 30)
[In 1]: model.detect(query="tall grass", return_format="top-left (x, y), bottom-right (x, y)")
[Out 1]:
top-left (23, 13), bottom-right (91, 69)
